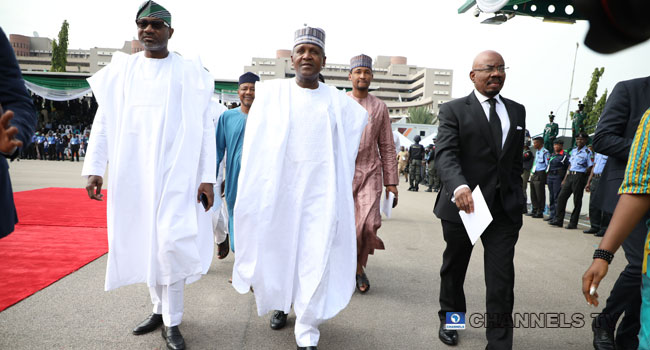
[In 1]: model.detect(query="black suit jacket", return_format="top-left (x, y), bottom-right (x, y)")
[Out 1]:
top-left (0, 27), bottom-right (36, 238)
top-left (434, 91), bottom-right (526, 224)
top-left (593, 76), bottom-right (650, 213)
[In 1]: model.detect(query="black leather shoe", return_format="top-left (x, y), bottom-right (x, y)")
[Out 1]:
top-left (132, 313), bottom-right (163, 335)
top-left (525, 212), bottom-right (534, 216)
top-left (583, 228), bottom-right (599, 234)
top-left (595, 230), bottom-right (606, 237)
top-left (532, 213), bottom-right (543, 218)
top-left (438, 323), bottom-right (458, 346)
top-left (566, 224), bottom-right (577, 229)
top-left (592, 318), bottom-right (615, 350)
top-left (543, 216), bottom-right (552, 221)
top-left (548, 220), bottom-right (563, 227)
top-left (270, 310), bottom-right (288, 330)
top-left (297, 347), bottom-right (318, 350)
top-left (162, 326), bottom-right (185, 350)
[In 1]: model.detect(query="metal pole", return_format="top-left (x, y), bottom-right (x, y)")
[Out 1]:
top-left (563, 42), bottom-right (579, 136)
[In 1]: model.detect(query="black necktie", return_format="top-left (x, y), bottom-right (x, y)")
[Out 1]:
top-left (488, 98), bottom-right (502, 153)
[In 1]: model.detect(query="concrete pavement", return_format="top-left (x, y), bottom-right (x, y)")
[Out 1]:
top-left (0, 160), bottom-right (622, 349)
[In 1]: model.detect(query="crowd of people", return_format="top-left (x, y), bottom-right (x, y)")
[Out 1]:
top-left (3, 1), bottom-right (650, 350)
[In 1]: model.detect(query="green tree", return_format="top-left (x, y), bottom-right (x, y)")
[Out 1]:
top-left (585, 89), bottom-right (608, 134)
top-left (407, 106), bottom-right (436, 124)
top-left (582, 67), bottom-right (605, 132)
top-left (51, 20), bottom-right (69, 72)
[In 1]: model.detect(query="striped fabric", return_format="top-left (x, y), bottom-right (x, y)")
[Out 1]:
top-left (136, 0), bottom-right (171, 26)
top-left (294, 26), bottom-right (325, 50)
top-left (619, 107), bottom-right (650, 275)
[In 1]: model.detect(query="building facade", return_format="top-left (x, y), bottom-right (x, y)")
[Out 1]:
top-left (9, 33), bottom-right (143, 73)
top-left (244, 50), bottom-right (453, 116)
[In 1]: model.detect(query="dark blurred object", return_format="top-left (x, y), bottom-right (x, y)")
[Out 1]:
top-left (574, 0), bottom-right (650, 53)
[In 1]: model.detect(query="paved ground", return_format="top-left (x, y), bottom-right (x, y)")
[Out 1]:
top-left (0, 160), bottom-right (621, 349)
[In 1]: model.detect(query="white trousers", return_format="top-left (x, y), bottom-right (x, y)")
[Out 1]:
top-left (212, 197), bottom-right (228, 245)
top-left (149, 279), bottom-right (185, 327)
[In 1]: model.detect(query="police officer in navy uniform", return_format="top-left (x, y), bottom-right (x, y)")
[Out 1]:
top-left (529, 136), bottom-right (550, 218)
top-left (549, 132), bottom-right (593, 229)
top-left (69, 134), bottom-right (81, 162)
top-left (545, 139), bottom-right (570, 221)
top-left (408, 135), bottom-right (425, 191)
top-left (584, 152), bottom-right (609, 235)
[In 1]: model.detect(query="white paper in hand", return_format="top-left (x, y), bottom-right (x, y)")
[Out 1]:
top-left (458, 186), bottom-right (493, 245)
top-left (380, 190), bottom-right (395, 219)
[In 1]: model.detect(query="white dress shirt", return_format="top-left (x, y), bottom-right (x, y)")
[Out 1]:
top-left (452, 90), bottom-right (511, 202)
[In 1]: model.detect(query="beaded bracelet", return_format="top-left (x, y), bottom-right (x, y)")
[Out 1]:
top-left (593, 249), bottom-right (614, 264)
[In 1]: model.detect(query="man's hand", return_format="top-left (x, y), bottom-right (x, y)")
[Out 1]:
top-left (455, 187), bottom-right (474, 213)
top-left (386, 185), bottom-right (398, 208)
top-left (586, 181), bottom-right (591, 192)
top-left (86, 175), bottom-right (104, 201)
top-left (0, 110), bottom-right (22, 154)
top-left (197, 182), bottom-right (214, 212)
top-left (582, 259), bottom-right (609, 306)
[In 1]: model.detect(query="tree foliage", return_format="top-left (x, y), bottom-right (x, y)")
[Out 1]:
top-left (586, 89), bottom-right (608, 133)
top-left (407, 106), bottom-right (437, 124)
top-left (51, 20), bottom-right (69, 72)
top-left (582, 67), bottom-right (605, 133)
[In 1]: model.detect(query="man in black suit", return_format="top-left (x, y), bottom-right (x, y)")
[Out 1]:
top-left (591, 76), bottom-right (650, 350)
top-left (0, 27), bottom-right (36, 239)
top-left (434, 50), bottom-right (525, 350)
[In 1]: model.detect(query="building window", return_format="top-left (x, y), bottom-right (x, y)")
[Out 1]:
top-left (420, 131), bottom-right (426, 136)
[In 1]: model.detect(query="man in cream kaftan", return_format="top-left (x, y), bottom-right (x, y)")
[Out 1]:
top-left (231, 26), bottom-right (368, 349)
top-left (83, 2), bottom-right (215, 349)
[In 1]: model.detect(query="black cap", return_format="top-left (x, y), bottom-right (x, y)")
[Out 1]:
top-left (239, 72), bottom-right (260, 85)
top-left (576, 132), bottom-right (589, 139)
top-left (553, 139), bottom-right (564, 145)
top-left (574, 0), bottom-right (650, 54)
top-left (533, 136), bottom-right (544, 142)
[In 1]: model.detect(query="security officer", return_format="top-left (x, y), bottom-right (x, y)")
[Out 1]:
top-left (529, 136), bottom-right (550, 218)
top-left (543, 111), bottom-right (559, 152)
top-left (545, 139), bottom-right (570, 221)
top-left (55, 133), bottom-right (66, 161)
top-left (425, 143), bottom-right (439, 192)
top-left (35, 132), bottom-right (45, 160)
top-left (584, 152), bottom-right (609, 235)
top-left (46, 132), bottom-right (56, 160)
top-left (549, 132), bottom-right (593, 229)
top-left (522, 130), bottom-right (534, 214)
top-left (69, 134), bottom-right (81, 162)
top-left (408, 135), bottom-right (425, 191)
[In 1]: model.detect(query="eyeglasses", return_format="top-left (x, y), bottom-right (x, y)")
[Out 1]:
top-left (135, 19), bottom-right (169, 30)
top-left (473, 65), bottom-right (509, 73)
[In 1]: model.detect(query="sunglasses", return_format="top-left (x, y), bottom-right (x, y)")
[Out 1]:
top-left (135, 19), bottom-right (169, 30)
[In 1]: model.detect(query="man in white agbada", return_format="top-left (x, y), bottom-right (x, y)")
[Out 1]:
top-left (232, 26), bottom-right (368, 350)
top-left (82, 2), bottom-right (215, 350)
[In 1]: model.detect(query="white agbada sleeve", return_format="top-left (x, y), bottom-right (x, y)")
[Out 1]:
top-left (197, 98), bottom-right (217, 184)
top-left (81, 106), bottom-right (108, 177)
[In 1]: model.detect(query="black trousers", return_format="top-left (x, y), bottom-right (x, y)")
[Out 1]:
top-left (596, 213), bottom-right (646, 349)
top-left (553, 172), bottom-right (588, 226)
top-left (588, 176), bottom-right (603, 230)
top-left (547, 174), bottom-right (562, 218)
top-left (70, 145), bottom-right (80, 161)
top-left (529, 171), bottom-right (546, 214)
top-left (439, 194), bottom-right (521, 350)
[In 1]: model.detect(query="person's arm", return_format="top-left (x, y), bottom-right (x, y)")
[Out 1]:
top-left (377, 105), bottom-right (398, 188)
top-left (585, 167), bottom-right (594, 192)
top-left (197, 96), bottom-right (218, 211)
top-left (0, 28), bottom-right (36, 157)
top-left (435, 103), bottom-right (472, 212)
top-left (592, 82), bottom-right (632, 159)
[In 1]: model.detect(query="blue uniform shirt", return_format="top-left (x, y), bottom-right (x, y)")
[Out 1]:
top-left (568, 146), bottom-right (593, 173)
top-left (69, 137), bottom-right (80, 145)
top-left (593, 153), bottom-right (608, 175)
top-left (547, 150), bottom-right (570, 174)
top-left (534, 147), bottom-right (550, 171)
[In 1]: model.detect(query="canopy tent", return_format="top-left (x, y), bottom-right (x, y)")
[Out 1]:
top-left (396, 131), bottom-right (414, 148)
top-left (459, 0), bottom-right (585, 23)
top-left (420, 132), bottom-right (437, 146)
top-left (21, 71), bottom-right (241, 103)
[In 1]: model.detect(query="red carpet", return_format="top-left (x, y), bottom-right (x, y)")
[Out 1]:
top-left (0, 188), bottom-right (107, 311)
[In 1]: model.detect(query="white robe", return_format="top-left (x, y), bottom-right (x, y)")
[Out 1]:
top-left (82, 51), bottom-right (216, 291)
top-left (232, 79), bottom-right (368, 321)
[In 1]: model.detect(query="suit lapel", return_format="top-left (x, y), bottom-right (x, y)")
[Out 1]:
top-left (466, 92), bottom-right (499, 156)
top-left (500, 97), bottom-right (518, 160)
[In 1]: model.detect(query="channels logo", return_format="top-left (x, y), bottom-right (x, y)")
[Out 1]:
top-left (445, 312), bottom-right (466, 330)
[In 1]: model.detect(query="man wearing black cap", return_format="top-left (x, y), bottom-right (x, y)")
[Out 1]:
top-left (529, 136), bottom-right (549, 218)
top-left (545, 139), bottom-right (570, 222)
top-left (571, 102), bottom-right (586, 149)
top-left (549, 132), bottom-right (593, 229)
top-left (216, 72), bottom-right (259, 256)
top-left (408, 135), bottom-right (425, 191)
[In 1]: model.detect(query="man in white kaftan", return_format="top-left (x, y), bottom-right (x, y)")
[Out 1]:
top-left (232, 27), bottom-right (368, 350)
top-left (82, 2), bottom-right (215, 350)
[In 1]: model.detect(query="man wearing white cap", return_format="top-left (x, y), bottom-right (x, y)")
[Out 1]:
top-left (231, 26), bottom-right (368, 349)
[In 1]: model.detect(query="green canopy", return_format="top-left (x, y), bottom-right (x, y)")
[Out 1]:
top-left (23, 75), bottom-right (90, 90)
